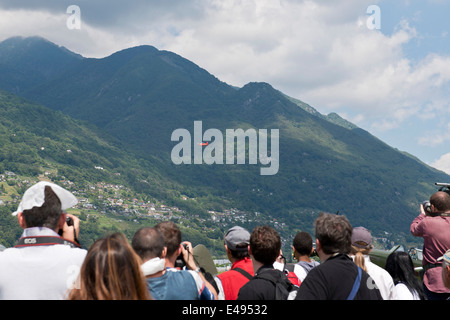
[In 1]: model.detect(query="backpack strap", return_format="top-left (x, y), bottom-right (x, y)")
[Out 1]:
top-left (284, 263), bottom-right (295, 272)
top-left (199, 267), bottom-right (220, 295)
top-left (347, 266), bottom-right (362, 300)
top-left (233, 267), bottom-right (253, 280)
top-left (255, 269), bottom-right (297, 300)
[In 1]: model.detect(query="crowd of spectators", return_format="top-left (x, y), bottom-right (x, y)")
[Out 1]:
top-left (0, 181), bottom-right (447, 301)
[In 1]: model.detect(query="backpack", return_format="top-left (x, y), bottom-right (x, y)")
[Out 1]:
top-left (284, 264), bottom-right (301, 287)
top-left (254, 269), bottom-right (299, 300)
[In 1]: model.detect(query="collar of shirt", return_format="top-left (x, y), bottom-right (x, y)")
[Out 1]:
top-left (231, 257), bottom-right (252, 269)
top-left (21, 227), bottom-right (59, 238)
top-left (256, 264), bottom-right (274, 275)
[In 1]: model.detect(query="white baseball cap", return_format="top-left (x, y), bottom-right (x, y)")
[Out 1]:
top-left (12, 181), bottom-right (78, 216)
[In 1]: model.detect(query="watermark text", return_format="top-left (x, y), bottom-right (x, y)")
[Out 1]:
top-left (67, 5), bottom-right (81, 30)
top-left (171, 121), bottom-right (279, 175)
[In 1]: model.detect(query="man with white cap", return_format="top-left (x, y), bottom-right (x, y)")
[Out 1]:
top-left (0, 181), bottom-right (87, 299)
top-left (214, 226), bottom-right (254, 300)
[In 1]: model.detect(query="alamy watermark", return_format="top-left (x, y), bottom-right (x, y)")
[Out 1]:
top-left (171, 121), bottom-right (279, 176)
top-left (66, 264), bottom-right (81, 289)
top-left (67, 5), bottom-right (81, 30)
top-left (366, 5), bottom-right (381, 30)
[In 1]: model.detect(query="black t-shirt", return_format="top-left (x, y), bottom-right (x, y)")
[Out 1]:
top-left (295, 253), bottom-right (383, 300)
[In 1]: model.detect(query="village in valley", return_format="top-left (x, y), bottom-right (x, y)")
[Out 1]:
top-left (0, 170), bottom-right (278, 237)
top-left (0, 169), bottom-right (280, 267)
top-left (0, 169), bottom-right (398, 265)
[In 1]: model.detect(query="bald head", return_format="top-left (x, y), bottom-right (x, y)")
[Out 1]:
top-left (430, 191), bottom-right (450, 212)
top-left (132, 227), bottom-right (166, 262)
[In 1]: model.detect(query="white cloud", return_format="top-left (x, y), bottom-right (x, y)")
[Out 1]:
top-left (1, 0), bottom-right (450, 164)
top-left (418, 123), bottom-right (450, 147)
top-left (430, 153), bottom-right (450, 174)
top-left (150, 1), bottom-right (450, 140)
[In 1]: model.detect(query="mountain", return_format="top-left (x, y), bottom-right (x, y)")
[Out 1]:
top-left (0, 88), bottom-right (166, 244)
top-left (0, 36), bottom-right (448, 248)
top-left (0, 36), bottom-right (83, 94)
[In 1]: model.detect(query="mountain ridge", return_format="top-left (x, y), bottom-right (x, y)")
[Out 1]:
top-left (0, 36), bottom-right (448, 248)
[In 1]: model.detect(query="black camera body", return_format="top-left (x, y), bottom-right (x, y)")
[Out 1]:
top-left (57, 216), bottom-right (74, 236)
top-left (175, 243), bottom-right (188, 268)
top-left (66, 216), bottom-right (74, 226)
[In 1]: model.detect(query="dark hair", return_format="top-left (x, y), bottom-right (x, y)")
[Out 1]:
top-left (315, 212), bottom-right (352, 255)
top-left (385, 251), bottom-right (425, 300)
top-left (228, 244), bottom-right (250, 260)
top-left (293, 231), bottom-right (313, 256)
top-left (430, 191), bottom-right (450, 212)
top-left (22, 186), bottom-right (62, 230)
top-left (132, 227), bottom-right (165, 261)
top-left (250, 226), bottom-right (281, 265)
top-left (154, 221), bottom-right (181, 257)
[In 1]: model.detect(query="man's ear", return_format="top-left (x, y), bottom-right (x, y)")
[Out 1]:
top-left (17, 212), bottom-right (27, 229)
top-left (161, 247), bottom-right (168, 259)
top-left (57, 212), bottom-right (67, 230)
top-left (315, 238), bottom-right (322, 252)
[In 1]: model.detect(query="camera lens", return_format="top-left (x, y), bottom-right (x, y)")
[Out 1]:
top-left (66, 216), bottom-right (74, 227)
top-left (422, 201), bottom-right (432, 213)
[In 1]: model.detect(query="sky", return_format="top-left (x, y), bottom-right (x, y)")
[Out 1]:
top-left (1, 0), bottom-right (450, 175)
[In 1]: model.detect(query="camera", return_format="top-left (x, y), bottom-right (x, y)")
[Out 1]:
top-left (175, 243), bottom-right (188, 268)
top-left (422, 200), bottom-right (432, 214)
top-left (66, 216), bottom-right (74, 226)
top-left (57, 216), bottom-right (75, 237)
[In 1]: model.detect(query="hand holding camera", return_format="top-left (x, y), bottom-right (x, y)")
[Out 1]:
top-left (174, 241), bottom-right (200, 271)
top-left (59, 213), bottom-right (81, 244)
top-left (181, 241), bottom-right (199, 271)
top-left (421, 201), bottom-right (432, 216)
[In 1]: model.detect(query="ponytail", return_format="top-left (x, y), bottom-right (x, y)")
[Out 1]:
top-left (351, 245), bottom-right (370, 272)
top-left (353, 251), bottom-right (367, 272)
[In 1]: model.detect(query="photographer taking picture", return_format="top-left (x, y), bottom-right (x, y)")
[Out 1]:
top-left (411, 191), bottom-right (450, 300)
top-left (140, 221), bottom-right (216, 300)
top-left (0, 181), bottom-right (86, 299)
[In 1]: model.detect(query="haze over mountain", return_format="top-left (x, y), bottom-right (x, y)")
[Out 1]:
top-left (0, 36), bottom-right (448, 245)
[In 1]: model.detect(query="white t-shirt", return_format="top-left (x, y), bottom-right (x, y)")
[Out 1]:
top-left (352, 255), bottom-right (396, 300)
top-left (393, 283), bottom-right (421, 300)
top-left (0, 227), bottom-right (87, 300)
top-left (293, 260), bottom-right (320, 283)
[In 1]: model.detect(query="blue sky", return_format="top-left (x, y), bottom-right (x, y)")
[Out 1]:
top-left (0, 0), bottom-right (450, 174)
top-left (356, 0), bottom-right (450, 172)
top-left (380, 0), bottom-right (450, 59)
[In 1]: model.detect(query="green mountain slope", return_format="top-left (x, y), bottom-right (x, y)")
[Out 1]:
top-left (0, 36), bottom-right (448, 249)
top-left (0, 89), bottom-right (186, 247)
top-left (0, 36), bottom-right (82, 94)
top-left (0, 89), bottom-right (144, 182)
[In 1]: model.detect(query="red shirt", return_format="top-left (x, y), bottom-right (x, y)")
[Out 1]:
top-left (411, 214), bottom-right (450, 293)
top-left (217, 257), bottom-right (254, 300)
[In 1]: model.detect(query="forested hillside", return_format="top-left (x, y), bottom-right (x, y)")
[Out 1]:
top-left (0, 36), bottom-right (448, 254)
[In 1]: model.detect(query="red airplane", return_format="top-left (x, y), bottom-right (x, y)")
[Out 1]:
top-left (197, 142), bottom-right (209, 146)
